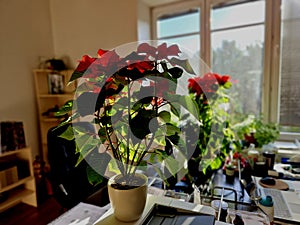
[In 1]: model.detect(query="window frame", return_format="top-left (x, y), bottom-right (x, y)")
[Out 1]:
top-left (152, 0), bottom-right (300, 141)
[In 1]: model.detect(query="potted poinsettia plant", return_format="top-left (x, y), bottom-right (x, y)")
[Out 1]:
top-left (56, 42), bottom-right (201, 221)
top-left (186, 73), bottom-right (237, 185)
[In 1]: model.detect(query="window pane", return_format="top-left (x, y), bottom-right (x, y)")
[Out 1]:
top-left (211, 1), bottom-right (265, 30)
top-left (160, 34), bottom-right (200, 57)
top-left (211, 22), bottom-right (265, 116)
top-left (279, 0), bottom-right (300, 128)
top-left (157, 10), bottom-right (200, 38)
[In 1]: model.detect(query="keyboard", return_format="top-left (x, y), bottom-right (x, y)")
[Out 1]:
top-left (263, 188), bottom-right (292, 218)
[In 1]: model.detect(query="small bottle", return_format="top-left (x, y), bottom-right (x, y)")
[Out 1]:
top-left (258, 195), bottom-right (274, 225)
top-left (219, 206), bottom-right (228, 222)
top-left (33, 155), bottom-right (42, 180)
top-left (233, 212), bottom-right (244, 225)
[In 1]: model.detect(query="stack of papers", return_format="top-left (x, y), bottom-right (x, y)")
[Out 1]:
top-left (48, 202), bottom-right (110, 225)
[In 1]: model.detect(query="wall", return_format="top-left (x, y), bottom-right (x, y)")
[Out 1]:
top-left (0, 0), bottom-right (150, 159)
top-left (0, 0), bottom-right (54, 158)
top-left (138, 0), bottom-right (151, 41)
top-left (50, 0), bottom-right (139, 68)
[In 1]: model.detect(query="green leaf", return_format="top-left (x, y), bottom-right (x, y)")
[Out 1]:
top-left (169, 57), bottom-right (195, 75)
top-left (58, 125), bottom-right (75, 141)
top-left (56, 112), bottom-right (80, 129)
top-left (69, 70), bottom-right (84, 82)
top-left (170, 104), bottom-right (180, 117)
top-left (107, 158), bottom-right (121, 175)
top-left (164, 156), bottom-right (180, 176)
top-left (86, 165), bottom-right (103, 185)
top-left (54, 100), bottom-right (73, 117)
top-left (75, 133), bottom-right (99, 166)
top-left (158, 111), bottom-right (171, 123)
top-left (223, 81), bottom-right (232, 89)
top-left (153, 129), bottom-right (166, 146)
top-left (166, 94), bottom-right (199, 121)
top-left (166, 123), bottom-right (180, 136)
top-left (168, 67), bottom-right (183, 79)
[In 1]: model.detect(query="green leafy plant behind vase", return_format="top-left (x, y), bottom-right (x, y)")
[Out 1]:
top-left (187, 73), bottom-right (237, 177)
top-left (55, 42), bottom-right (204, 187)
top-left (232, 114), bottom-right (280, 148)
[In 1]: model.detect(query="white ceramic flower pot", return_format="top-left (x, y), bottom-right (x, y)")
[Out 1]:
top-left (108, 173), bottom-right (148, 222)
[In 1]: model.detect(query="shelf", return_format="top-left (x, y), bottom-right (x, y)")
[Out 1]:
top-left (0, 146), bottom-right (36, 211)
top-left (0, 148), bottom-right (30, 158)
top-left (38, 93), bottom-right (75, 98)
top-left (34, 69), bottom-right (76, 165)
top-left (0, 176), bottom-right (34, 194)
top-left (0, 188), bottom-right (35, 212)
top-left (41, 117), bottom-right (65, 122)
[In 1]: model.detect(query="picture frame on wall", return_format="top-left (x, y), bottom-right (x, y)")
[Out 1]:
top-left (48, 73), bottom-right (64, 94)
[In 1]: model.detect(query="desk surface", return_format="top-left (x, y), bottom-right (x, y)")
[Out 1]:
top-left (93, 194), bottom-right (216, 225)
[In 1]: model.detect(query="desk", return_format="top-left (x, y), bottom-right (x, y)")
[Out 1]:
top-left (49, 193), bottom-right (270, 225)
top-left (93, 194), bottom-right (216, 225)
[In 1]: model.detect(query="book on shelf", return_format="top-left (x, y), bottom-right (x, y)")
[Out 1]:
top-left (0, 121), bottom-right (26, 153)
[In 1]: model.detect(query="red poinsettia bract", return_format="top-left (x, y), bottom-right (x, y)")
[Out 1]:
top-left (188, 73), bottom-right (231, 97)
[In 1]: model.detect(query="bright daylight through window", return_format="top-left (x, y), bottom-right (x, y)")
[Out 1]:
top-left (280, 0), bottom-right (300, 132)
top-left (154, 0), bottom-right (300, 136)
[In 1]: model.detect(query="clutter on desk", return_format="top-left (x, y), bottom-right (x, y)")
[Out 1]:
top-left (259, 177), bottom-right (289, 190)
top-left (273, 164), bottom-right (300, 180)
top-left (233, 212), bottom-right (244, 225)
top-left (141, 204), bottom-right (216, 225)
top-left (228, 208), bottom-right (270, 225)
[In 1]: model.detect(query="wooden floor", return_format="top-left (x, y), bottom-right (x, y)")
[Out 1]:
top-left (0, 197), bottom-right (64, 225)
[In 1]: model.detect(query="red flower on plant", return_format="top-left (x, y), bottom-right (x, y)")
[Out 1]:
top-left (156, 43), bottom-right (181, 59)
top-left (76, 55), bottom-right (96, 72)
top-left (127, 61), bottom-right (154, 73)
top-left (137, 42), bottom-right (181, 60)
top-left (188, 77), bottom-right (203, 96)
top-left (188, 73), bottom-right (231, 97)
top-left (137, 43), bottom-right (157, 57)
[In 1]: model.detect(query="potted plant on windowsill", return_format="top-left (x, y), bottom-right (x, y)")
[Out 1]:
top-left (55, 42), bottom-right (203, 222)
top-left (232, 114), bottom-right (280, 148)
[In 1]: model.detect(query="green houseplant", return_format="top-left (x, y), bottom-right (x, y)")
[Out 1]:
top-left (233, 114), bottom-right (280, 148)
top-left (55, 41), bottom-right (237, 220)
top-left (56, 42), bottom-right (203, 221)
top-left (186, 72), bottom-right (237, 185)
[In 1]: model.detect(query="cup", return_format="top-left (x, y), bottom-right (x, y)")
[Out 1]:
top-left (225, 165), bottom-right (236, 183)
top-left (263, 151), bottom-right (275, 170)
top-left (254, 161), bottom-right (267, 177)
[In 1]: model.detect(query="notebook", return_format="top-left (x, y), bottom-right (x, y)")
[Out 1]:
top-left (255, 177), bottom-right (300, 223)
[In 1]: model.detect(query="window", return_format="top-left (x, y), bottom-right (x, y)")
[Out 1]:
top-left (152, 0), bottom-right (300, 139)
top-left (157, 10), bottom-right (200, 56)
top-left (211, 1), bottom-right (265, 116)
top-left (279, 0), bottom-right (300, 132)
top-left (152, 0), bottom-right (202, 57)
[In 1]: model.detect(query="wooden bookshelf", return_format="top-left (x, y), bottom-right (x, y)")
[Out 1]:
top-left (33, 69), bottom-right (76, 165)
top-left (0, 147), bottom-right (37, 212)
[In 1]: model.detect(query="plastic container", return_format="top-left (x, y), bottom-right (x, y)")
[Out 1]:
top-left (258, 195), bottom-right (274, 225)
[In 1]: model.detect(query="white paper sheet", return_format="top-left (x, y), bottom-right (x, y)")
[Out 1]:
top-left (48, 202), bottom-right (110, 225)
